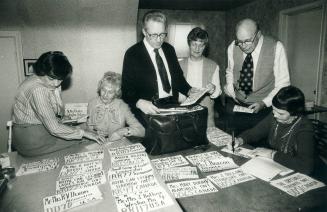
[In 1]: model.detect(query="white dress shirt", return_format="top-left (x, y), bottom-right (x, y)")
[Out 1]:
top-left (186, 58), bottom-right (222, 98)
top-left (225, 35), bottom-right (290, 106)
top-left (143, 39), bottom-right (172, 98)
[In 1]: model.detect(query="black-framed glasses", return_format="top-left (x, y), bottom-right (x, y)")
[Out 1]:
top-left (146, 31), bottom-right (168, 40)
top-left (235, 30), bottom-right (259, 46)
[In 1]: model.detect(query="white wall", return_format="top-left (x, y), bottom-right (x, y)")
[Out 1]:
top-left (0, 0), bottom-right (139, 152)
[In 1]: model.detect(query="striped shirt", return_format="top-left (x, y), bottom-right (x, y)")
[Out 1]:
top-left (12, 75), bottom-right (84, 140)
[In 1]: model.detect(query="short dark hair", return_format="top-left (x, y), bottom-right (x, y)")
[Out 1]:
top-left (272, 86), bottom-right (305, 115)
top-left (142, 10), bottom-right (167, 30)
top-left (187, 27), bottom-right (209, 46)
top-left (33, 51), bottom-right (72, 80)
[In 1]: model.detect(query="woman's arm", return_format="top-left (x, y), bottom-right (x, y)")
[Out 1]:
top-left (121, 101), bottom-right (145, 137)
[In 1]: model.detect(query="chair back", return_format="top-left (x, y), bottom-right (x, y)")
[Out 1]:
top-left (6, 121), bottom-right (13, 152)
top-left (311, 119), bottom-right (327, 164)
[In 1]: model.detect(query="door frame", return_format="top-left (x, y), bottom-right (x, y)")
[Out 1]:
top-left (278, 1), bottom-right (327, 109)
top-left (0, 31), bottom-right (24, 84)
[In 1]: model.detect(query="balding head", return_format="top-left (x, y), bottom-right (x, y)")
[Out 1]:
top-left (236, 18), bottom-right (258, 39)
top-left (235, 18), bottom-right (261, 54)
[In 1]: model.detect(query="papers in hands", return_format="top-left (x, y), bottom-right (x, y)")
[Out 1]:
top-left (233, 105), bottom-right (254, 113)
top-left (61, 103), bottom-right (88, 124)
top-left (180, 88), bottom-right (209, 106)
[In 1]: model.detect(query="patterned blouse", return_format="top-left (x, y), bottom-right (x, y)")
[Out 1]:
top-left (12, 75), bottom-right (84, 140)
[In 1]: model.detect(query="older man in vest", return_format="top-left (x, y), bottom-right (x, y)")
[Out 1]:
top-left (224, 18), bottom-right (290, 133)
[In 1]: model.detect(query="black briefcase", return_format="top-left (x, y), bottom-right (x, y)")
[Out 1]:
top-left (143, 105), bottom-right (208, 155)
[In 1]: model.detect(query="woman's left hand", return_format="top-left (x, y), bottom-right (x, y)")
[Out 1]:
top-left (253, 147), bottom-right (274, 159)
top-left (206, 83), bottom-right (216, 95)
top-left (108, 132), bottom-right (123, 142)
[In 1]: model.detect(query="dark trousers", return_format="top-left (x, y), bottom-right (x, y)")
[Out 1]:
top-left (223, 97), bottom-right (272, 135)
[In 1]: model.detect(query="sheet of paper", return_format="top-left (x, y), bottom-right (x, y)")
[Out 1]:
top-left (111, 152), bottom-right (150, 169)
top-left (186, 151), bottom-right (224, 166)
top-left (43, 186), bottom-right (102, 212)
top-left (207, 127), bottom-right (232, 147)
top-left (241, 157), bottom-right (290, 181)
top-left (151, 155), bottom-right (189, 170)
top-left (108, 163), bottom-right (154, 181)
top-left (16, 158), bottom-right (59, 176)
top-left (56, 170), bottom-right (106, 194)
top-left (196, 157), bottom-right (239, 172)
top-left (270, 173), bottom-right (325, 197)
top-left (108, 143), bottom-right (145, 157)
top-left (167, 178), bottom-right (218, 198)
top-left (233, 105), bottom-right (254, 113)
top-left (64, 103), bottom-right (88, 119)
top-left (64, 150), bottom-right (104, 164)
top-left (59, 160), bottom-right (103, 178)
top-left (207, 168), bottom-right (256, 188)
top-left (0, 153), bottom-right (10, 168)
top-left (159, 166), bottom-right (199, 182)
top-left (180, 88), bottom-right (208, 106)
top-left (221, 147), bottom-right (256, 159)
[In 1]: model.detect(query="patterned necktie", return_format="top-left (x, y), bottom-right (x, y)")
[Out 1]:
top-left (238, 53), bottom-right (253, 95)
top-left (154, 48), bottom-right (171, 93)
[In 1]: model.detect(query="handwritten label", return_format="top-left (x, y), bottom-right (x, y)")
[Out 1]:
top-left (108, 163), bottom-right (153, 181)
top-left (167, 178), bottom-right (218, 198)
top-left (186, 151), bottom-right (224, 166)
top-left (207, 127), bottom-right (231, 147)
top-left (43, 186), bottom-right (102, 212)
top-left (111, 152), bottom-right (150, 169)
top-left (108, 143), bottom-right (145, 157)
top-left (64, 150), bottom-right (104, 164)
top-left (270, 173), bottom-right (325, 197)
top-left (151, 155), bottom-right (189, 170)
top-left (159, 166), bottom-right (199, 182)
top-left (196, 157), bottom-right (239, 172)
top-left (233, 105), bottom-right (254, 113)
top-left (64, 103), bottom-right (88, 120)
top-left (16, 158), bottom-right (59, 176)
top-left (207, 168), bottom-right (255, 188)
top-left (59, 160), bottom-right (102, 178)
top-left (56, 170), bottom-right (106, 194)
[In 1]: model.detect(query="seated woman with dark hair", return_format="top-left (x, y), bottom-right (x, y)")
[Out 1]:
top-left (87, 71), bottom-right (145, 142)
top-left (228, 86), bottom-right (315, 175)
top-left (12, 51), bottom-right (104, 157)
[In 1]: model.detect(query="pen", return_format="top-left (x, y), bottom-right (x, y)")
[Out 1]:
top-left (232, 130), bottom-right (235, 153)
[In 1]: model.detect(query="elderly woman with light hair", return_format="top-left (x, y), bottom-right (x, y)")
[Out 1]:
top-left (87, 71), bottom-right (145, 142)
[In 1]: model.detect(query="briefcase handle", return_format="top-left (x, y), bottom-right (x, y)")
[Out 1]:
top-left (175, 113), bottom-right (200, 143)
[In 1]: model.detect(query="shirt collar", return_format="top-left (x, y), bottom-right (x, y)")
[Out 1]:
top-left (251, 34), bottom-right (264, 57)
top-left (143, 38), bottom-right (160, 54)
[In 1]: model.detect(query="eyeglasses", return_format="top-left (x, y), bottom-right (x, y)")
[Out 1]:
top-left (146, 31), bottom-right (168, 40)
top-left (235, 30), bottom-right (259, 46)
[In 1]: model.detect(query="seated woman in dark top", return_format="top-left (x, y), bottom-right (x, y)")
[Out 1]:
top-left (12, 51), bottom-right (104, 157)
top-left (228, 86), bottom-right (315, 175)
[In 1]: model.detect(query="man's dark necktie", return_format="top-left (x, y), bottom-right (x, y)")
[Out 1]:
top-left (154, 48), bottom-right (171, 93)
top-left (238, 53), bottom-right (253, 95)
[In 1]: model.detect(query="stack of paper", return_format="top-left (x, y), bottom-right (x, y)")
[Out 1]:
top-left (16, 158), bottom-right (59, 176)
top-left (151, 155), bottom-right (189, 170)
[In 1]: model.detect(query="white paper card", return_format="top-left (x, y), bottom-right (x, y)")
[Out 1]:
top-left (43, 186), bottom-right (102, 212)
top-left (59, 160), bottom-right (103, 178)
top-left (270, 173), bottom-right (325, 197)
top-left (207, 168), bottom-right (255, 188)
top-left (186, 151), bottom-right (224, 166)
top-left (221, 147), bottom-right (256, 159)
top-left (111, 152), bottom-right (150, 169)
top-left (233, 105), bottom-right (254, 113)
top-left (159, 166), bottom-right (199, 182)
top-left (64, 150), bottom-right (104, 164)
top-left (167, 178), bottom-right (218, 198)
top-left (108, 143), bottom-right (145, 157)
top-left (207, 127), bottom-right (232, 147)
top-left (151, 155), bottom-right (189, 170)
top-left (16, 158), bottom-right (59, 176)
top-left (196, 157), bottom-right (239, 172)
top-left (56, 170), bottom-right (106, 194)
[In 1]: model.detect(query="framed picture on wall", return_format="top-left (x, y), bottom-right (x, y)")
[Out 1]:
top-left (23, 59), bottom-right (37, 76)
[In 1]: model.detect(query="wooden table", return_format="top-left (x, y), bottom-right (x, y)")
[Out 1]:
top-left (149, 144), bottom-right (327, 212)
top-left (0, 140), bottom-right (182, 212)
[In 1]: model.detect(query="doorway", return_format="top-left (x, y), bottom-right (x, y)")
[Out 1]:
top-left (0, 31), bottom-right (24, 153)
top-left (279, 1), bottom-right (326, 108)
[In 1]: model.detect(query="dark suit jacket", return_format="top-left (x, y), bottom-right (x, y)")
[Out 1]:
top-left (122, 41), bottom-right (191, 119)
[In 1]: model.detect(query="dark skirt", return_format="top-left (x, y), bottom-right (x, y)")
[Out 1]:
top-left (13, 124), bottom-right (80, 157)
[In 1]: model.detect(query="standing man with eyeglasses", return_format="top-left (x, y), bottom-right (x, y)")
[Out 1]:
top-left (223, 18), bottom-right (290, 133)
top-left (122, 10), bottom-right (194, 126)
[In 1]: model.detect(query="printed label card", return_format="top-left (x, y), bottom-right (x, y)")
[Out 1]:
top-left (186, 151), bottom-right (224, 166)
top-left (56, 170), bottom-right (106, 194)
top-left (59, 160), bottom-right (103, 178)
top-left (207, 168), bottom-right (255, 188)
top-left (111, 152), bottom-right (150, 169)
top-left (108, 143), bottom-right (145, 157)
top-left (196, 157), bottom-right (239, 172)
top-left (16, 158), bottom-right (59, 176)
top-left (64, 150), bottom-right (104, 164)
top-left (113, 186), bottom-right (174, 212)
top-left (43, 186), bottom-right (102, 212)
top-left (159, 166), bottom-right (199, 182)
top-left (270, 173), bottom-right (325, 197)
top-left (151, 155), bottom-right (189, 170)
top-left (167, 178), bottom-right (218, 198)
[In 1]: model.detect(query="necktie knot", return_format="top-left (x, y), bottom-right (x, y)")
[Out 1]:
top-left (154, 48), bottom-right (159, 54)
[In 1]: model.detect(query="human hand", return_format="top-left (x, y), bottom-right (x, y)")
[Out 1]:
top-left (136, 99), bottom-right (159, 114)
top-left (252, 147), bottom-right (275, 159)
top-left (83, 130), bottom-right (106, 145)
top-left (227, 137), bottom-right (244, 150)
top-left (248, 101), bottom-right (266, 113)
top-left (108, 131), bottom-right (124, 142)
top-left (206, 83), bottom-right (216, 95)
